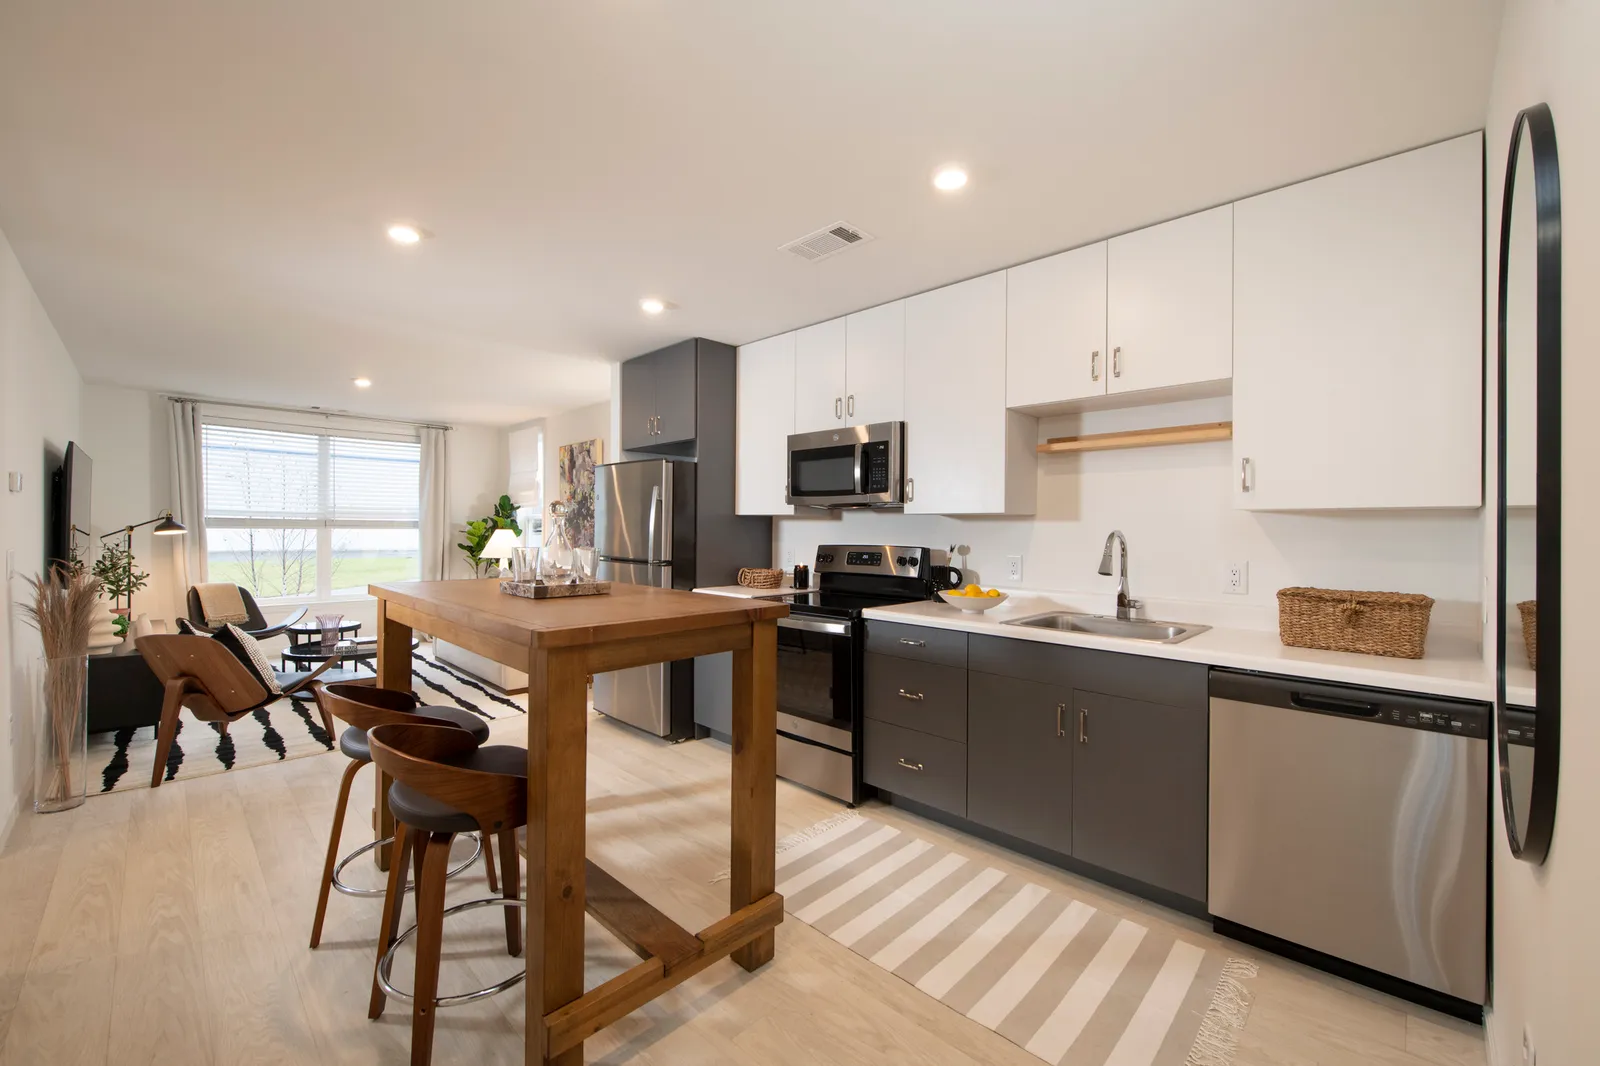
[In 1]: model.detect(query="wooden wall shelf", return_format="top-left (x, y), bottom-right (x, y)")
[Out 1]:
top-left (1036, 421), bottom-right (1233, 455)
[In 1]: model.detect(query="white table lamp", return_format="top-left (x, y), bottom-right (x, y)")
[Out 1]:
top-left (482, 528), bottom-right (521, 574)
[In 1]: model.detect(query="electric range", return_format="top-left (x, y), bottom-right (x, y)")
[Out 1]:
top-left (771, 543), bottom-right (937, 803)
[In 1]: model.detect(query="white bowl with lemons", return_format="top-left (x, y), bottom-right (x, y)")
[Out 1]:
top-left (938, 584), bottom-right (1009, 613)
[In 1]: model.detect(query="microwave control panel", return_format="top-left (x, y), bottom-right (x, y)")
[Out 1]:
top-left (861, 440), bottom-right (892, 493)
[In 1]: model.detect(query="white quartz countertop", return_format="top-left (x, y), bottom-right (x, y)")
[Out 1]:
top-left (861, 596), bottom-right (1494, 703)
top-left (692, 584), bottom-right (795, 599)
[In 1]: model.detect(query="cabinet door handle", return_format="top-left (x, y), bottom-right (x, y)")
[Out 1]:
top-left (898, 689), bottom-right (925, 701)
top-left (897, 638), bottom-right (926, 648)
top-left (847, 394), bottom-right (855, 417)
top-left (1090, 350), bottom-right (1100, 382)
top-left (1056, 702), bottom-right (1066, 737)
top-left (1240, 457), bottom-right (1252, 492)
top-left (1079, 707), bottom-right (1088, 744)
top-left (896, 758), bottom-right (924, 772)
top-left (1112, 346), bottom-right (1122, 378)
top-left (906, 476), bottom-right (915, 503)
top-left (835, 397), bottom-right (843, 419)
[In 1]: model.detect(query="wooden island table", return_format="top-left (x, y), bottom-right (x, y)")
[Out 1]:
top-left (368, 578), bottom-right (788, 1065)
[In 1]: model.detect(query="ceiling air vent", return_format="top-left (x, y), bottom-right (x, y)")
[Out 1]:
top-left (780, 221), bottom-right (874, 262)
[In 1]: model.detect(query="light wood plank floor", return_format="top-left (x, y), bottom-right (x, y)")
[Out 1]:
top-left (0, 712), bottom-right (1486, 1066)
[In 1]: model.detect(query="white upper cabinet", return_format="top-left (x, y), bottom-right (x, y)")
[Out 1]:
top-left (1106, 204), bottom-right (1233, 395)
top-left (792, 317), bottom-right (848, 433)
top-left (1232, 134), bottom-right (1482, 511)
top-left (1006, 242), bottom-right (1109, 407)
top-left (844, 300), bottom-right (905, 426)
top-left (904, 272), bottom-right (1035, 515)
top-left (735, 331), bottom-right (796, 515)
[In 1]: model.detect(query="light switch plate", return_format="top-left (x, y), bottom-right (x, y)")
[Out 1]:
top-left (6, 471), bottom-right (22, 492)
top-left (5, 548), bottom-right (13, 580)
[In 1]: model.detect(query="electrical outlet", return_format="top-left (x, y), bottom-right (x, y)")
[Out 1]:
top-left (1006, 555), bottom-right (1023, 583)
top-left (1224, 561), bottom-right (1249, 595)
top-left (783, 547), bottom-right (795, 569)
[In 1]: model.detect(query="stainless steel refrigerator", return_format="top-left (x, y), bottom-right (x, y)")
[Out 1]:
top-left (593, 459), bottom-right (698, 737)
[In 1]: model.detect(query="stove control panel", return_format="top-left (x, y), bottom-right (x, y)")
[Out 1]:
top-left (816, 543), bottom-right (929, 578)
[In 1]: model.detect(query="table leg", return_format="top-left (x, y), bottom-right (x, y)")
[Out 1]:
top-left (372, 598), bottom-right (413, 871)
top-left (730, 618), bottom-right (778, 971)
top-left (526, 646), bottom-right (589, 1066)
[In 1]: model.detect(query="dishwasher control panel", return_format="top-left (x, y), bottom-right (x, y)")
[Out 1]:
top-left (1209, 668), bottom-right (1490, 740)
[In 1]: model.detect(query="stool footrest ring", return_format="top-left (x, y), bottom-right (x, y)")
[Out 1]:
top-left (376, 897), bottom-right (526, 1007)
top-left (332, 831), bottom-right (483, 898)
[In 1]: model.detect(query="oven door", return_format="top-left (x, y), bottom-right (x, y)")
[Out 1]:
top-left (786, 422), bottom-right (904, 507)
top-left (775, 616), bottom-right (855, 753)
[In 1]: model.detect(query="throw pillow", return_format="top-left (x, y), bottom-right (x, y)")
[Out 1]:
top-left (175, 617), bottom-right (199, 635)
top-left (212, 623), bottom-right (283, 696)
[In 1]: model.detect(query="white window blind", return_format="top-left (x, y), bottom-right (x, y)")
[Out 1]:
top-left (202, 421), bottom-right (421, 600)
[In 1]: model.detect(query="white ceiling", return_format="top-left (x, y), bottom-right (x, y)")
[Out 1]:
top-left (0, 1), bottom-right (1503, 426)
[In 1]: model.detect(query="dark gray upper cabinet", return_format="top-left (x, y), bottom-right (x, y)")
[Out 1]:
top-left (619, 340), bottom-right (700, 452)
top-left (619, 352), bottom-right (658, 451)
top-left (651, 342), bottom-right (698, 446)
top-left (968, 671), bottom-right (1073, 857)
top-left (1070, 689), bottom-right (1208, 902)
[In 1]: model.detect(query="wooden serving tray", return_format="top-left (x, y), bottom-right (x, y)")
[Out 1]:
top-left (499, 580), bottom-right (613, 600)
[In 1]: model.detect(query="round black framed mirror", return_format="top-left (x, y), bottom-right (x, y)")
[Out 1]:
top-left (1496, 102), bottom-right (1560, 864)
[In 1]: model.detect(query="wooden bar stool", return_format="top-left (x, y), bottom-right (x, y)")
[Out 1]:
top-left (308, 683), bottom-right (500, 949)
top-left (367, 722), bottom-right (527, 1066)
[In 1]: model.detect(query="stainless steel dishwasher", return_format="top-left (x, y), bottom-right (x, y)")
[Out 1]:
top-left (1208, 669), bottom-right (1488, 1009)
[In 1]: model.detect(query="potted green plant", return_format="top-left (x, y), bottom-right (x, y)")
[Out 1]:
top-left (92, 541), bottom-right (149, 636)
top-left (458, 494), bottom-right (522, 576)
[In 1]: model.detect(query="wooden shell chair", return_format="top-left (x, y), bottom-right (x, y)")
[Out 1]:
top-left (367, 721), bottom-right (528, 1066)
top-left (307, 683), bottom-right (499, 949)
top-left (135, 634), bottom-right (337, 788)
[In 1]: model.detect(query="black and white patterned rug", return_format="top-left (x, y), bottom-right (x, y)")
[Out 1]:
top-left (90, 650), bottom-right (527, 794)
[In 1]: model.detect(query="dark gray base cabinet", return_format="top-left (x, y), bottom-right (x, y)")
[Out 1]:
top-left (967, 672), bottom-right (1072, 857)
top-left (1071, 690), bottom-right (1208, 904)
top-left (866, 625), bottom-right (1210, 909)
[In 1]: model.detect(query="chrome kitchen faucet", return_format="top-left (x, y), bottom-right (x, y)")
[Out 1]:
top-left (1098, 530), bottom-right (1144, 621)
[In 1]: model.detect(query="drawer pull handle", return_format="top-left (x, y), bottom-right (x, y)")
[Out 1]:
top-left (898, 639), bottom-right (926, 648)
top-left (1056, 702), bottom-right (1066, 737)
top-left (898, 689), bottom-right (925, 701)
top-left (897, 758), bottom-right (924, 772)
top-left (1079, 708), bottom-right (1089, 744)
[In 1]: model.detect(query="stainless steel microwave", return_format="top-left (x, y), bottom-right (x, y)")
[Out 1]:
top-left (785, 422), bottom-right (906, 508)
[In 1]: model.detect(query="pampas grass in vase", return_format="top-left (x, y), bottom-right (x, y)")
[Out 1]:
top-left (19, 567), bottom-right (102, 812)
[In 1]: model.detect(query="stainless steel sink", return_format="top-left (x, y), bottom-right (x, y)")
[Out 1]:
top-left (1004, 611), bottom-right (1210, 644)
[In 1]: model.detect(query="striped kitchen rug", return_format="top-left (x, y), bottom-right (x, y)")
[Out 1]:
top-left (774, 812), bottom-right (1255, 1066)
top-left (89, 649), bottom-right (527, 793)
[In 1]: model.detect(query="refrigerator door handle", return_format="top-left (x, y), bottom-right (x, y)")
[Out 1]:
top-left (646, 485), bottom-right (662, 565)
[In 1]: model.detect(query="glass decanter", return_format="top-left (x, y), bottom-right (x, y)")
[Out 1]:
top-left (540, 501), bottom-right (576, 583)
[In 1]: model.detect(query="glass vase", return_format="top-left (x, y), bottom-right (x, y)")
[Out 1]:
top-left (33, 655), bottom-right (88, 813)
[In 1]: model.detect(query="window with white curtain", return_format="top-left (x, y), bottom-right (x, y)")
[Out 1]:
top-left (201, 421), bottom-right (421, 600)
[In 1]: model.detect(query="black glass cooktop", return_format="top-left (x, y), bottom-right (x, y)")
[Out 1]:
top-left (781, 589), bottom-right (930, 620)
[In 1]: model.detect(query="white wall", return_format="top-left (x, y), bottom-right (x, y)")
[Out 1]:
top-left (78, 384), bottom-right (180, 625)
top-left (446, 422), bottom-right (510, 577)
top-left (1481, 2), bottom-right (1600, 1063)
top-left (0, 224), bottom-right (82, 841)
top-left (773, 396), bottom-right (1484, 630)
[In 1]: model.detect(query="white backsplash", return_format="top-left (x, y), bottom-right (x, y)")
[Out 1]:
top-left (772, 397), bottom-right (1485, 632)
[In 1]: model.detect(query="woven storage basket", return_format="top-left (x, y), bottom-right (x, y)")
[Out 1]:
top-left (1518, 600), bottom-right (1538, 669)
top-left (737, 567), bottom-right (784, 590)
top-left (1277, 587), bottom-right (1435, 660)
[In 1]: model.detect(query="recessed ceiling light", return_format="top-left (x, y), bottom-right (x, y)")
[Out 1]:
top-left (352, 377), bottom-right (372, 388)
top-left (932, 165), bottom-right (969, 192)
top-left (640, 297), bottom-right (667, 315)
top-left (386, 223), bottom-right (423, 245)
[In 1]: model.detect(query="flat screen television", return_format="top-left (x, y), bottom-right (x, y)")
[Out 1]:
top-left (49, 442), bottom-right (91, 572)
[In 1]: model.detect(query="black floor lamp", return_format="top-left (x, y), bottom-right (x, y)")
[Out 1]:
top-left (98, 511), bottom-right (186, 613)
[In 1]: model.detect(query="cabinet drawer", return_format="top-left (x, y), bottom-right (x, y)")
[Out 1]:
top-left (864, 719), bottom-right (967, 817)
top-left (865, 655), bottom-right (967, 742)
top-left (866, 621), bottom-right (967, 669)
